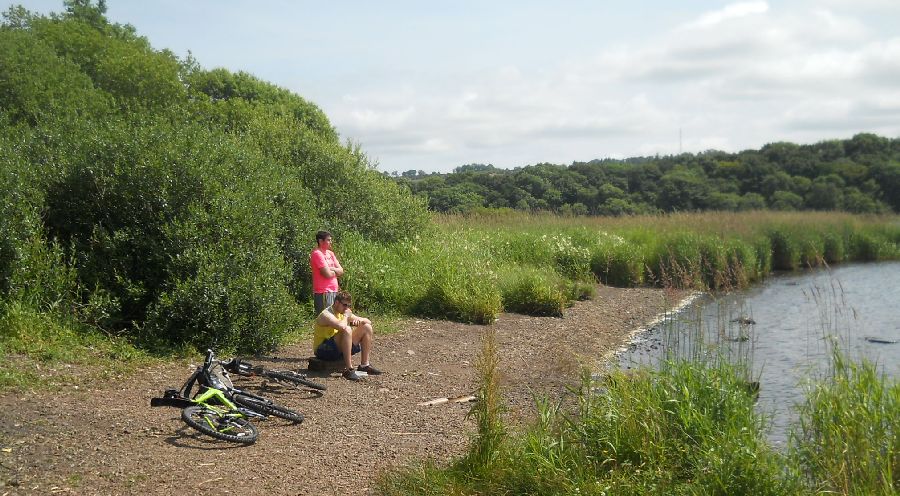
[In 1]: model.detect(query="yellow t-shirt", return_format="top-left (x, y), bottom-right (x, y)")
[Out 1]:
top-left (312, 306), bottom-right (346, 350)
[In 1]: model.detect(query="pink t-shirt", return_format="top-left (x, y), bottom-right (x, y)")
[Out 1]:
top-left (310, 249), bottom-right (341, 293)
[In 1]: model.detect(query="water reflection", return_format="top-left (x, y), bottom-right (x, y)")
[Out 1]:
top-left (616, 261), bottom-right (900, 446)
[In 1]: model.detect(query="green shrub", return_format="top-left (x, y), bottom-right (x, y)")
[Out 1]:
top-left (848, 231), bottom-right (885, 261)
top-left (744, 233), bottom-right (772, 279)
top-left (567, 279), bottom-right (596, 301)
top-left (797, 231), bottom-right (825, 268)
top-left (144, 240), bottom-right (302, 354)
top-left (548, 234), bottom-right (592, 280)
top-left (769, 227), bottom-right (801, 270)
top-left (339, 234), bottom-right (425, 316)
top-left (589, 232), bottom-right (644, 287)
top-left (648, 232), bottom-right (704, 288)
top-left (498, 267), bottom-right (566, 317)
top-left (412, 269), bottom-right (501, 324)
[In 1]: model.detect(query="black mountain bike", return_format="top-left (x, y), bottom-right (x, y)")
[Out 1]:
top-left (152, 349), bottom-right (304, 443)
top-left (181, 349), bottom-right (306, 423)
top-left (223, 357), bottom-right (327, 392)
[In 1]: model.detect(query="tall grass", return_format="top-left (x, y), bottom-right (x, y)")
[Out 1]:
top-left (341, 212), bottom-right (898, 323)
top-left (377, 326), bottom-right (507, 496)
top-left (0, 301), bottom-right (151, 389)
top-left (376, 344), bottom-right (898, 496)
top-left (377, 359), bottom-right (800, 495)
top-left (792, 350), bottom-right (899, 495)
top-left (375, 264), bottom-right (900, 495)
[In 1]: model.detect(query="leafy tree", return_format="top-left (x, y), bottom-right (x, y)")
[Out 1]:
top-left (738, 192), bottom-right (767, 211)
top-left (806, 175), bottom-right (845, 210)
top-left (0, 3), bottom-right (430, 352)
top-left (870, 161), bottom-right (900, 211)
top-left (771, 191), bottom-right (804, 211)
top-left (658, 167), bottom-right (712, 211)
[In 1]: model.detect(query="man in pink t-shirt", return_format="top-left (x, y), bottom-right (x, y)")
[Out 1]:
top-left (310, 230), bottom-right (344, 314)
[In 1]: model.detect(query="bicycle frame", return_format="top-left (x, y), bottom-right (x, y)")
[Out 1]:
top-left (192, 386), bottom-right (238, 411)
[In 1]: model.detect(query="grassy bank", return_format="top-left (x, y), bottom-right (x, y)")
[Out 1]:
top-left (0, 302), bottom-right (153, 390)
top-left (376, 339), bottom-right (898, 495)
top-left (2, 211), bottom-right (898, 391)
top-left (340, 211), bottom-right (900, 325)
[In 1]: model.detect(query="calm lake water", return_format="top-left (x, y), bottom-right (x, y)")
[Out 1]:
top-left (616, 261), bottom-right (900, 446)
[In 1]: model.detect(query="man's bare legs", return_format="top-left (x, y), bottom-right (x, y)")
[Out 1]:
top-left (333, 322), bottom-right (374, 370)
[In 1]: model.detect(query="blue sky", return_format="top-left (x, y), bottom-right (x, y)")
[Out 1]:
top-left (11, 1), bottom-right (900, 173)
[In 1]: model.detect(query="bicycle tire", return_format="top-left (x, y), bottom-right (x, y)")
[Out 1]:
top-left (181, 405), bottom-right (259, 444)
top-left (233, 394), bottom-right (304, 423)
top-left (264, 370), bottom-right (327, 391)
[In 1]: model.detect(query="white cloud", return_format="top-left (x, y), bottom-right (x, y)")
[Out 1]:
top-left (318, 2), bottom-right (900, 172)
top-left (680, 1), bottom-right (769, 30)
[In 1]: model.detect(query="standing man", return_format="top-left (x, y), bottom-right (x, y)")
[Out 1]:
top-left (310, 230), bottom-right (343, 315)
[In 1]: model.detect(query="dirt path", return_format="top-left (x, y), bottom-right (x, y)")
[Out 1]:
top-left (0, 286), bottom-right (684, 496)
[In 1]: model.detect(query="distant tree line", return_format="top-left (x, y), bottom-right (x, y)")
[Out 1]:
top-left (391, 134), bottom-right (900, 215)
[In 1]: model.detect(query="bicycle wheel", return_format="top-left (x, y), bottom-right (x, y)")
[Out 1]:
top-left (265, 370), bottom-right (327, 391)
top-left (233, 394), bottom-right (304, 423)
top-left (181, 405), bottom-right (259, 444)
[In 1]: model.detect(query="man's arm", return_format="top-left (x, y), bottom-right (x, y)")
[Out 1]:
top-left (312, 250), bottom-right (337, 278)
top-left (345, 309), bottom-right (370, 327)
top-left (330, 252), bottom-right (344, 277)
top-left (316, 309), bottom-right (351, 332)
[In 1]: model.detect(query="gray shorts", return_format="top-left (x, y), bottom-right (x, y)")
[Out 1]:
top-left (313, 291), bottom-right (337, 315)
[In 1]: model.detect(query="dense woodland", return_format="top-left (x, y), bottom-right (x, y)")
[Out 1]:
top-left (393, 134), bottom-right (900, 215)
top-left (0, 1), bottom-right (428, 352)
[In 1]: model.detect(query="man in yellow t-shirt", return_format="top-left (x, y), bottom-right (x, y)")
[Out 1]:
top-left (313, 291), bottom-right (382, 381)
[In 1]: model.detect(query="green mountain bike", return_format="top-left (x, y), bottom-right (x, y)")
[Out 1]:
top-left (151, 387), bottom-right (263, 444)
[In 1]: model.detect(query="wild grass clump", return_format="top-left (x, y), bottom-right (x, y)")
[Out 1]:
top-left (589, 231), bottom-right (645, 287)
top-left (379, 358), bottom-right (798, 495)
top-left (338, 234), bottom-right (424, 316)
top-left (0, 301), bottom-right (150, 390)
top-left (498, 266), bottom-right (567, 317)
top-left (401, 236), bottom-right (502, 324)
top-left (768, 226), bottom-right (802, 270)
top-left (561, 361), bottom-right (793, 495)
top-left (822, 230), bottom-right (847, 264)
top-left (376, 327), bottom-right (508, 496)
top-left (567, 279), bottom-right (596, 301)
top-left (792, 350), bottom-right (900, 495)
top-left (460, 327), bottom-right (507, 479)
top-left (848, 228), bottom-right (895, 261)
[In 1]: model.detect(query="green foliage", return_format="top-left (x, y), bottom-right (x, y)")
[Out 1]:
top-left (184, 67), bottom-right (336, 140)
top-left (498, 267), bottom-right (566, 317)
top-left (792, 351), bottom-right (899, 495)
top-left (0, 301), bottom-right (150, 390)
top-left (412, 258), bottom-right (501, 324)
top-left (396, 135), bottom-right (899, 216)
top-left (769, 226), bottom-right (803, 270)
top-left (822, 230), bottom-right (847, 264)
top-left (0, 4), bottom-right (430, 354)
top-left (338, 233), bottom-right (424, 315)
top-left (0, 29), bottom-right (111, 125)
top-left (459, 327), bottom-right (507, 480)
top-left (381, 359), bottom-right (803, 495)
top-left (144, 239), bottom-right (302, 354)
top-left (589, 232), bottom-right (645, 287)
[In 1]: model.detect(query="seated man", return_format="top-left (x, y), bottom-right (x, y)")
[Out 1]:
top-left (313, 291), bottom-right (382, 381)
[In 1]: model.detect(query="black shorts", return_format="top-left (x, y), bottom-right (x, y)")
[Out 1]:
top-left (314, 336), bottom-right (361, 361)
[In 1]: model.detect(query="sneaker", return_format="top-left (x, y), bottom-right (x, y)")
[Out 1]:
top-left (357, 364), bottom-right (382, 375)
top-left (342, 368), bottom-right (363, 381)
